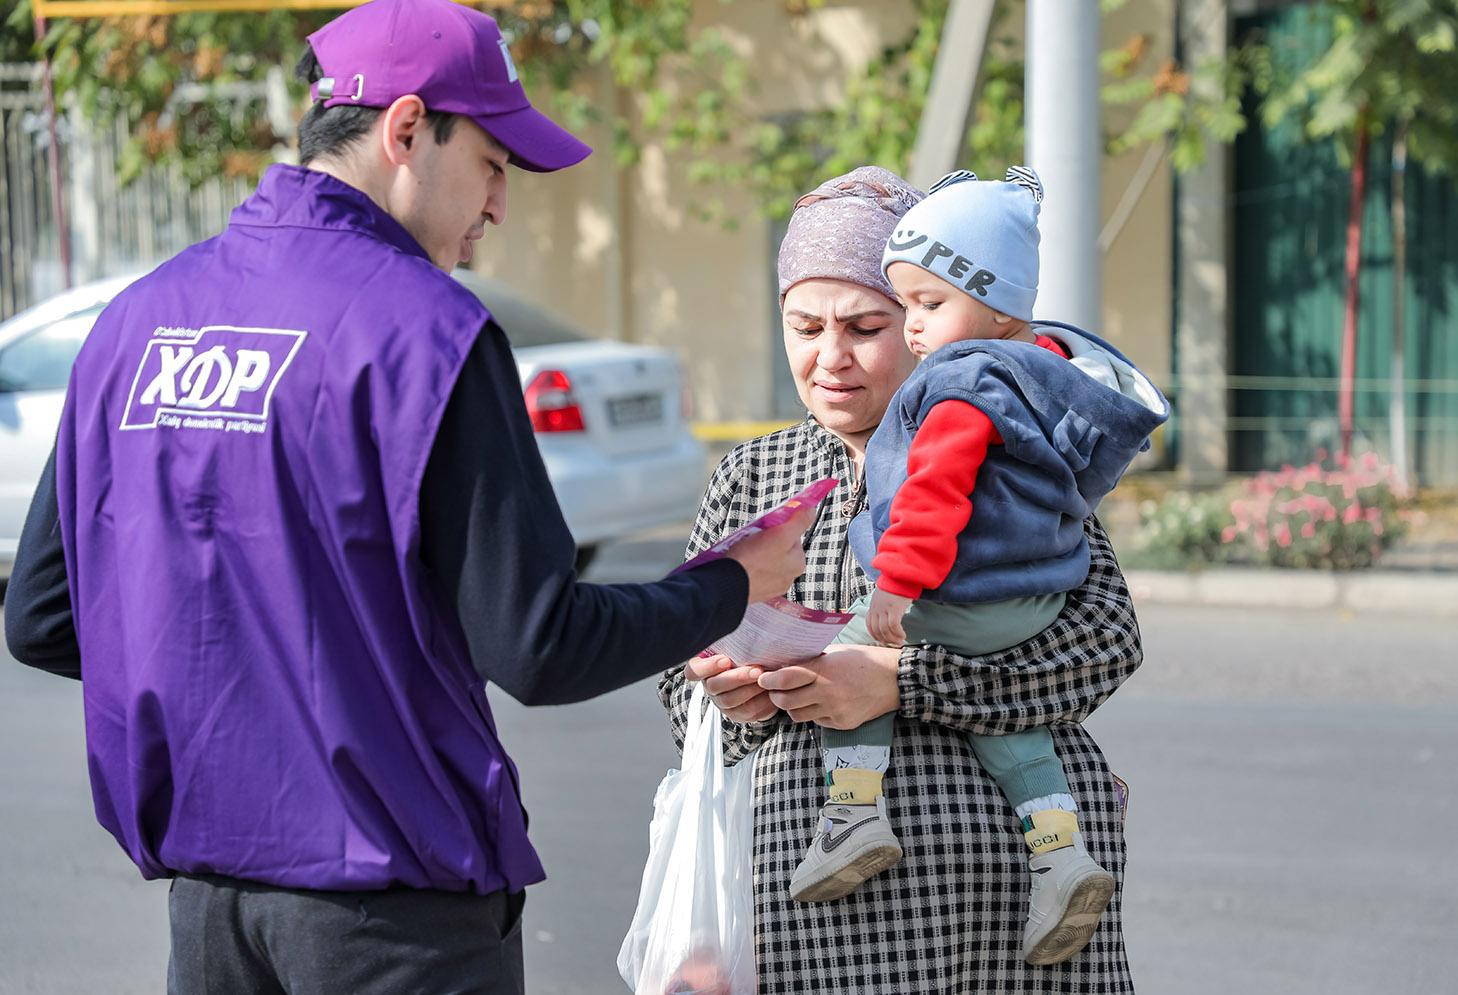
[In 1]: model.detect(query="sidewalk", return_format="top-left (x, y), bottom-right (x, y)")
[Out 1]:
top-left (1106, 486), bottom-right (1458, 617)
top-left (1125, 566), bottom-right (1458, 617)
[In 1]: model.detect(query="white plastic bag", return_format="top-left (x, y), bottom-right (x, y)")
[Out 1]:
top-left (617, 683), bottom-right (756, 995)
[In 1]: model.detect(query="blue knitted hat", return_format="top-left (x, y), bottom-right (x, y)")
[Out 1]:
top-left (881, 167), bottom-right (1043, 321)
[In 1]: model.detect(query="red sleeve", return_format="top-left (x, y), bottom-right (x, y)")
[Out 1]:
top-left (1035, 333), bottom-right (1070, 358)
top-left (871, 399), bottom-right (998, 599)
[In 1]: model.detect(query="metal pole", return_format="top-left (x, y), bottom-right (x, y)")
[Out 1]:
top-left (1389, 121), bottom-right (1411, 490)
top-left (33, 12), bottom-right (74, 290)
top-left (1020, 0), bottom-right (1096, 326)
top-left (1337, 112), bottom-right (1370, 466)
top-left (907, 0), bottom-right (996, 191)
top-left (1025, 0), bottom-right (1101, 328)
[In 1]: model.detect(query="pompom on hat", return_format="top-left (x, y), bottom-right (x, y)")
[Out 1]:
top-left (777, 166), bottom-right (925, 304)
top-left (881, 167), bottom-right (1044, 320)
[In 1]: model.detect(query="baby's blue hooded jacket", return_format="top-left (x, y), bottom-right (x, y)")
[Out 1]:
top-left (849, 322), bottom-right (1169, 603)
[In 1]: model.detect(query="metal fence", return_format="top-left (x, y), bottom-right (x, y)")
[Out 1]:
top-left (0, 62), bottom-right (260, 323)
top-left (1, 63), bottom-right (57, 320)
top-left (1162, 374), bottom-right (1458, 487)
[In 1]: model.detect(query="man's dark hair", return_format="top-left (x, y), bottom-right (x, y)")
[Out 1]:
top-left (294, 47), bottom-right (458, 166)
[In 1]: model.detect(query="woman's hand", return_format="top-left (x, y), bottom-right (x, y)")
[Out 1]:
top-left (757, 644), bottom-right (901, 730)
top-left (683, 655), bottom-right (779, 723)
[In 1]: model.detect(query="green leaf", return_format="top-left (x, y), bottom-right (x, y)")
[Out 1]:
top-left (1416, 20), bottom-right (1456, 53)
top-left (1103, 77), bottom-right (1156, 105)
top-left (1123, 93), bottom-right (1185, 143)
top-left (1200, 96), bottom-right (1248, 143)
top-left (1307, 89), bottom-right (1361, 137)
top-left (1170, 128), bottom-right (1207, 172)
top-left (1382, 0), bottom-right (1432, 34)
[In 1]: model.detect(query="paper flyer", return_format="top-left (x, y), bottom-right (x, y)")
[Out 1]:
top-left (678, 478), bottom-right (854, 669)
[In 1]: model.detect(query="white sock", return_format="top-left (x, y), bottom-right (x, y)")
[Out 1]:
top-left (824, 744), bottom-right (890, 774)
top-left (1014, 793), bottom-right (1078, 822)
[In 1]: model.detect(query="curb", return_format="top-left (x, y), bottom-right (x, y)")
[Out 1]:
top-left (1125, 568), bottom-right (1458, 617)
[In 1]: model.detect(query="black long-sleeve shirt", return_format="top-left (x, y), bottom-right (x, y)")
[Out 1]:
top-left (5, 320), bottom-right (746, 705)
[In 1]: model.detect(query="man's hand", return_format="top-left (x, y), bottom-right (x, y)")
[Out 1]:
top-left (866, 587), bottom-right (913, 646)
top-left (683, 654), bottom-right (778, 723)
top-left (723, 507), bottom-right (813, 604)
top-left (757, 644), bottom-right (901, 729)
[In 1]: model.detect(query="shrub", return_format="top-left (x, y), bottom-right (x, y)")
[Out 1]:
top-left (1222, 451), bottom-right (1412, 570)
top-left (1129, 488), bottom-right (1235, 569)
top-left (1130, 451), bottom-right (1415, 571)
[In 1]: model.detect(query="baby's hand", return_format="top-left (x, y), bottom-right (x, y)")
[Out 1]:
top-left (866, 588), bottom-right (913, 647)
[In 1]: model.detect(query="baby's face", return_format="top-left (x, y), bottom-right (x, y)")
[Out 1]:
top-left (888, 262), bottom-right (1006, 358)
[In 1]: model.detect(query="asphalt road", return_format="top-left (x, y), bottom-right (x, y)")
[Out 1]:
top-left (2, 532), bottom-right (1455, 994)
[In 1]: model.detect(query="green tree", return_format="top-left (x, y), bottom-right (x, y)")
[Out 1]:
top-left (1251, 0), bottom-right (1458, 474)
top-left (8, 0), bottom-right (1239, 221)
top-left (1090, 0), bottom-right (1458, 479)
top-left (700, 0), bottom-right (1256, 223)
top-left (3, 0), bottom-right (39, 62)
top-left (7, 0), bottom-right (752, 187)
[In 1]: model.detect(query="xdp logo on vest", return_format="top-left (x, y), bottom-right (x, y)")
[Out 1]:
top-left (120, 325), bottom-right (307, 433)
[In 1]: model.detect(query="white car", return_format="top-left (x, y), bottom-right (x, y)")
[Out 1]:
top-left (0, 270), bottom-right (705, 583)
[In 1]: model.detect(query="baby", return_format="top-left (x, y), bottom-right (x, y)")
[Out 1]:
top-left (789, 168), bottom-right (1169, 967)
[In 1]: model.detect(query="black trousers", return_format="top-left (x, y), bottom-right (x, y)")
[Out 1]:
top-left (167, 874), bottom-right (525, 995)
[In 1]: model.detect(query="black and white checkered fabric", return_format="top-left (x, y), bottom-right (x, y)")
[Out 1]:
top-left (656, 418), bottom-right (1139, 993)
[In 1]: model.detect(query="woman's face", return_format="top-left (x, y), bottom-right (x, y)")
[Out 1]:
top-left (781, 279), bottom-right (917, 448)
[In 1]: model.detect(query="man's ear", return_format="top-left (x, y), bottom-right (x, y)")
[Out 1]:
top-left (380, 94), bottom-right (429, 166)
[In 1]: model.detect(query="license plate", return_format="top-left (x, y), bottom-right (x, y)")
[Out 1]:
top-left (607, 393), bottom-right (663, 427)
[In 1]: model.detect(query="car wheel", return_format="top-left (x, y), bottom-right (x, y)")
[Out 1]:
top-left (574, 545), bottom-right (599, 575)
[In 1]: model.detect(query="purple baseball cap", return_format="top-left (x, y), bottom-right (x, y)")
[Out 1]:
top-left (306, 0), bottom-right (590, 173)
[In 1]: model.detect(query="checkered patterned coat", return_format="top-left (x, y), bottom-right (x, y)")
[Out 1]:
top-left (657, 419), bottom-right (1139, 994)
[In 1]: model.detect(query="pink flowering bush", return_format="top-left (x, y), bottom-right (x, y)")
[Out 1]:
top-left (1132, 451), bottom-right (1415, 570)
top-left (1222, 451), bottom-right (1412, 569)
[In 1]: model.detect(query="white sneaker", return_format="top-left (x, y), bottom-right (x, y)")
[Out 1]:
top-left (1021, 832), bottom-right (1116, 965)
top-left (788, 797), bottom-right (903, 903)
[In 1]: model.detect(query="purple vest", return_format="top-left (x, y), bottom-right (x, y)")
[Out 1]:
top-left (54, 165), bottom-right (545, 894)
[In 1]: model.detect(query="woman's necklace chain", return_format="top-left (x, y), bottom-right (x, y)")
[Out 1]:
top-left (837, 446), bottom-right (867, 603)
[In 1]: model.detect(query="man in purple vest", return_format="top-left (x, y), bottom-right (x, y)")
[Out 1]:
top-left (4, 1), bottom-right (811, 991)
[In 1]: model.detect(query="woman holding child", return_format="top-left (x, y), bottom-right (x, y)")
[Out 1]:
top-left (657, 166), bottom-right (1150, 993)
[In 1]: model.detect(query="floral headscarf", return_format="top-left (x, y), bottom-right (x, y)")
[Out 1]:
top-left (776, 165), bottom-right (924, 305)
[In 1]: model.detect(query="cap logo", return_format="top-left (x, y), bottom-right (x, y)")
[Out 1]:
top-left (888, 228), bottom-right (928, 252)
top-left (888, 228), bottom-right (998, 297)
top-left (498, 39), bottom-right (519, 83)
